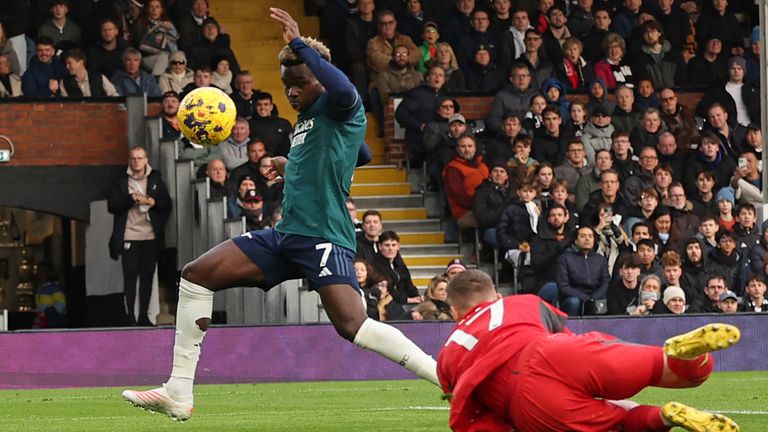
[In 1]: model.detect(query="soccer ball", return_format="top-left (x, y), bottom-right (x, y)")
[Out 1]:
top-left (177, 87), bottom-right (237, 146)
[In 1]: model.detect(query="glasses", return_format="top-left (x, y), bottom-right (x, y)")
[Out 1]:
top-left (394, 52), bottom-right (409, 57)
top-left (170, 60), bottom-right (186, 65)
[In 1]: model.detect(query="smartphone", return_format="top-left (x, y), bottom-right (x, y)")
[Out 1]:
top-left (739, 157), bottom-right (748, 170)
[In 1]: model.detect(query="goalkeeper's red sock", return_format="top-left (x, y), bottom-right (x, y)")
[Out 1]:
top-left (622, 405), bottom-right (669, 432)
top-left (666, 353), bottom-right (714, 384)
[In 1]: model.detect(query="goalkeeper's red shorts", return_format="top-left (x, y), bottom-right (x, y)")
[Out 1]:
top-left (476, 331), bottom-right (664, 432)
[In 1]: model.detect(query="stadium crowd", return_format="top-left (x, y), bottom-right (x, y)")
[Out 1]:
top-left (2, 0), bottom-right (768, 322)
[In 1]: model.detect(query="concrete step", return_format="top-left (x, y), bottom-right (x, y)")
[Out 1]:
top-left (353, 194), bottom-right (424, 209)
top-left (350, 183), bottom-right (411, 196)
top-left (403, 254), bottom-right (462, 267)
top-left (236, 41), bottom-right (286, 67)
top-left (211, 1), bottom-right (310, 21)
top-left (399, 231), bottom-right (445, 245)
top-left (354, 165), bottom-right (405, 183)
top-left (409, 265), bottom-right (449, 279)
top-left (401, 243), bottom-right (459, 255)
top-left (356, 207), bottom-right (428, 220)
top-left (385, 219), bottom-right (442, 232)
top-left (222, 18), bottom-right (320, 43)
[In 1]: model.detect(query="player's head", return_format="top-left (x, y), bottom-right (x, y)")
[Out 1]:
top-left (278, 37), bottom-right (330, 112)
top-left (446, 270), bottom-right (499, 320)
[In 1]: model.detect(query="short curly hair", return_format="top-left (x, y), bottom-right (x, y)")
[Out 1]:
top-left (278, 37), bottom-right (331, 66)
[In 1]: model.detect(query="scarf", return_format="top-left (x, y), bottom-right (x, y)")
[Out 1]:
top-left (563, 59), bottom-right (578, 88)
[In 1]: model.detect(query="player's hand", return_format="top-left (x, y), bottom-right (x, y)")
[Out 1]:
top-left (270, 7), bottom-right (301, 43)
top-left (266, 156), bottom-right (288, 181)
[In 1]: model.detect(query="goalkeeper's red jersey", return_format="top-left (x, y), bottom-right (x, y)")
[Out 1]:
top-left (437, 295), bottom-right (570, 431)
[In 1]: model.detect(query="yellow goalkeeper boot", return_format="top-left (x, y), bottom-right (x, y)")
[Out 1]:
top-left (663, 323), bottom-right (740, 359)
top-left (661, 401), bottom-right (739, 432)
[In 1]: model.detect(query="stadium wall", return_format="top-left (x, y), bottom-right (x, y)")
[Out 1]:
top-left (0, 314), bottom-right (764, 389)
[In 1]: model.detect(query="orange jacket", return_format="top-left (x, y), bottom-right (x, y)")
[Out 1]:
top-left (443, 155), bottom-right (489, 220)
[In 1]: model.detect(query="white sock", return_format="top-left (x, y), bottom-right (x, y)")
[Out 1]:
top-left (167, 278), bottom-right (213, 400)
top-left (353, 318), bottom-right (439, 386)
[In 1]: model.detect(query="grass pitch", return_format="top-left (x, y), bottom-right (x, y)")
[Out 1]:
top-left (0, 372), bottom-right (766, 431)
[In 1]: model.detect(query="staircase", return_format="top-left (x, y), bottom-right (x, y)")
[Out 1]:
top-left (210, 0), bottom-right (460, 290)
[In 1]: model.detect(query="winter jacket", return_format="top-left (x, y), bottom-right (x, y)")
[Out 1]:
top-left (472, 179), bottom-right (515, 230)
top-left (610, 106), bottom-right (642, 134)
top-left (682, 147), bottom-right (736, 195)
top-left (487, 83), bottom-right (538, 135)
top-left (555, 247), bottom-right (610, 301)
top-left (21, 56), bottom-right (67, 97)
top-left (497, 198), bottom-right (537, 250)
top-left (542, 78), bottom-right (571, 122)
top-left (530, 221), bottom-right (574, 286)
top-left (632, 40), bottom-right (687, 89)
top-left (372, 253), bottom-right (419, 305)
top-left (395, 83), bottom-right (443, 152)
top-left (111, 70), bottom-right (162, 97)
top-left (581, 121), bottom-right (615, 165)
top-left (464, 61), bottom-right (506, 94)
top-left (443, 155), bottom-right (489, 220)
top-left (376, 61), bottom-right (423, 100)
top-left (707, 248), bottom-right (748, 296)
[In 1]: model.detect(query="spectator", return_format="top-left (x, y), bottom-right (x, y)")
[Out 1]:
top-left (690, 275), bottom-right (727, 313)
top-left (667, 182), bottom-right (699, 242)
top-left (623, 146), bottom-right (658, 205)
top-left (732, 202), bottom-right (760, 255)
top-left (230, 70), bottom-right (258, 120)
top-left (689, 170), bottom-right (718, 218)
top-left (59, 48), bottom-right (118, 97)
top-left (567, 0), bottom-right (595, 39)
top-left (686, 37), bottom-right (728, 88)
top-left (593, 33), bottom-right (634, 90)
top-left (217, 118), bottom-right (250, 170)
top-left (607, 254), bottom-right (642, 315)
top-left (630, 273), bottom-right (664, 315)
top-left (374, 45), bottom-right (423, 129)
top-left (180, 66), bottom-right (215, 97)
top-left (38, 0), bottom-right (81, 52)
top-left (633, 78), bottom-right (660, 112)
top-left (611, 0), bottom-right (645, 40)
top-left (505, 134), bottom-right (538, 187)
top-left (498, 178), bottom-right (540, 268)
top-left (652, 0), bottom-right (693, 52)
top-left (354, 258), bottom-right (383, 320)
top-left (22, 36), bottom-right (67, 97)
top-left (372, 230), bottom-right (422, 305)
top-left (532, 105), bottom-right (569, 166)
top-left (395, 65), bottom-right (446, 163)
top-left (0, 54), bottom-right (22, 97)
top-left (553, 225), bottom-right (610, 316)
top-left (586, 77), bottom-right (614, 116)
top-left (411, 276), bottom-right (452, 321)
top-left (658, 88), bottom-right (698, 155)
top-left (518, 28), bottom-right (554, 90)
top-left (731, 151), bottom-right (762, 206)
top-left (609, 130), bottom-right (637, 182)
top-left (717, 290), bottom-right (739, 313)
top-left (703, 103), bottom-right (747, 161)
top-left (575, 149), bottom-right (612, 211)
top-left (636, 238), bottom-right (661, 276)
top-left (582, 7), bottom-right (612, 63)
top-left (425, 42), bottom-right (465, 91)
top-left (591, 202), bottom-right (629, 274)
top-left (158, 50), bottom-right (193, 93)
top-left (681, 236), bottom-right (708, 292)
top-left (159, 91), bottom-right (181, 139)
top-left (344, 0), bottom-right (377, 99)
top-left (581, 105), bottom-right (615, 165)
top-left (397, 0), bottom-right (436, 47)
top-left (444, 258), bottom-right (467, 280)
top-left (132, 0), bottom-right (179, 76)
top-left (660, 285), bottom-right (687, 314)
top-left (699, 57), bottom-right (759, 132)
top-left (111, 48), bottom-right (163, 97)
top-left (554, 139), bottom-right (590, 196)
top-left (416, 21), bottom-right (440, 74)
top-left (542, 77), bottom-right (571, 121)
top-left (695, 214), bottom-right (719, 255)
top-left (650, 205), bottom-right (679, 254)
top-left (107, 146), bottom-right (171, 326)
top-left (424, 106), bottom-right (465, 183)
top-left (32, 261), bottom-right (67, 328)
top-left (187, 17), bottom-right (240, 77)
top-left (707, 230), bottom-right (748, 295)
top-left (744, 26), bottom-right (760, 88)
top-left (715, 187), bottom-right (736, 231)
top-left (367, 10), bottom-right (420, 88)
top-left (0, 21), bottom-right (19, 78)
top-left (485, 111), bottom-right (523, 164)
top-left (456, 9), bottom-right (508, 69)
top-left (741, 274), bottom-right (768, 312)
top-left (683, 130), bottom-right (736, 194)
top-left (624, 186), bottom-right (659, 234)
top-left (654, 163), bottom-right (675, 203)
top-left (204, 158), bottom-right (228, 200)
top-left (177, 0), bottom-right (211, 51)
top-left (229, 178), bottom-right (267, 231)
top-left (356, 210), bottom-right (384, 263)
top-left (742, 124), bottom-right (763, 159)
top-left (522, 92), bottom-right (546, 136)
top-left (440, 0), bottom-right (475, 49)
top-left (86, 19), bottom-right (128, 80)
top-left (540, 4), bottom-right (570, 66)
top-left (526, 203), bottom-right (573, 294)
top-left (533, 163), bottom-right (555, 209)
top-left (488, 0), bottom-right (512, 37)
top-left (695, 0), bottom-right (744, 57)
top-left (0, 13), bottom-right (24, 75)
top-left (249, 92), bottom-right (292, 158)
top-left (463, 44), bottom-right (506, 93)
top-left (473, 159), bottom-right (514, 249)
top-left (212, 57), bottom-right (233, 94)
top-left (611, 85), bottom-right (641, 133)
top-left (632, 19), bottom-right (687, 89)
top-left (566, 101), bottom-right (587, 138)
top-left (443, 133), bottom-right (488, 229)
top-left (581, 169), bottom-right (631, 226)
top-left (253, 155), bottom-right (284, 212)
top-left (507, 7), bottom-right (532, 60)
top-left (554, 37), bottom-right (592, 92)
top-left (487, 62), bottom-right (537, 136)
top-left (630, 107), bottom-right (666, 153)
top-left (228, 139), bottom-right (266, 189)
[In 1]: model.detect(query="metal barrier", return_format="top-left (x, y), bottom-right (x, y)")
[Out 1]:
top-left (174, 160), bottom-right (195, 268)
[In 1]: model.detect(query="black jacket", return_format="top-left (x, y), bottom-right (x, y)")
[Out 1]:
top-left (530, 220), bottom-right (574, 286)
top-left (472, 179), bottom-right (514, 230)
top-left (555, 247), bottom-right (610, 301)
top-left (372, 253), bottom-right (419, 305)
top-left (497, 198), bottom-right (536, 250)
top-left (107, 168), bottom-right (172, 260)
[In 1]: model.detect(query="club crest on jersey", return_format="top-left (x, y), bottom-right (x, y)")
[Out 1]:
top-left (291, 118), bottom-right (315, 147)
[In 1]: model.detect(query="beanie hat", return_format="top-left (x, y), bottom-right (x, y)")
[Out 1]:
top-left (663, 286), bottom-right (686, 305)
top-left (715, 187), bottom-right (735, 206)
top-left (728, 56), bottom-right (746, 71)
top-left (751, 26), bottom-right (760, 45)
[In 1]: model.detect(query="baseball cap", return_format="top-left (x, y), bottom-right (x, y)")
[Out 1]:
top-left (448, 113), bottom-right (466, 124)
top-left (243, 189), bottom-right (262, 202)
top-left (719, 290), bottom-right (738, 302)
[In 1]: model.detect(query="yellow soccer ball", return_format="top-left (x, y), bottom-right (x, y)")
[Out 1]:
top-left (177, 87), bottom-right (237, 146)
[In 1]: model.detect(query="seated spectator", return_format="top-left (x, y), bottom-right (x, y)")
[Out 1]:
top-left (565, 101), bottom-right (587, 138)
top-left (487, 62), bottom-right (537, 136)
top-left (540, 4), bottom-right (569, 66)
top-left (38, 0), bottom-right (81, 52)
top-left (423, 99), bottom-right (460, 167)
top-left (698, 56), bottom-right (760, 130)
top-left (525, 203), bottom-right (573, 295)
top-left (456, 9), bottom-right (508, 70)
top-left (717, 289), bottom-right (739, 313)
top-left (366, 10), bottom-right (420, 88)
top-left (111, 48), bottom-right (163, 97)
top-left (732, 151), bottom-right (762, 206)
top-left (683, 131), bottom-right (736, 194)
top-left (607, 254), bottom-right (642, 315)
top-left (658, 88), bottom-right (698, 155)
top-left (356, 210), bottom-right (383, 263)
top-left (611, 85), bottom-right (642, 133)
top-left (86, 19), bottom-right (127, 80)
top-left (566, 0), bottom-right (594, 40)
top-left (652, 0), bottom-right (693, 52)
top-left (632, 20), bottom-right (687, 89)
top-left (229, 178), bottom-right (267, 231)
top-left (575, 149), bottom-right (613, 212)
top-left (498, 179), bottom-right (539, 266)
top-left (554, 139), bottom-right (590, 197)
top-left (442, 259), bottom-right (466, 281)
top-left (473, 159), bottom-right (514, 249)
top-left (715, 187), bottom-right (737, 231)
top-left (22, 36), bottom-right (67, 97)
top-left (732, 202), bottom-right (760, 253)
top-left (622, 146), bottom-right (658, 206)
top-left (553, 225), bottom-right (610, 316)
top-left (581, 169), bottom-right (631, 226)
top-left (375, 277), bottom-right (416, 321)
top-left (656, 132), bottom-right (683, 179)
top-left (542, 78), bottom-right (571, 122)
top-left (610, 0), bottom-right (644, 40)
top-left (228, 139), bottom-right (266, 189)
top-left (464, 44), bottom-right (506, 93)
top-left (59, 48), bottom-right (118, 97)
top-left (133, 0), bottom-right (179, 76)
top-left (188, 17), bottom-right (240, 78)
top-left (708, 230), bottom-right (748, 294)
top-left (485, 112), bottom-right (524, 165)
top-left (395, 65), bottom-right (446, 163)
top-left (653, 164), bottom-right (674, 203)
top-left (518, 28), bottom-right (554, 90)
top-left (230, 70), bottom-right (259, 120)
top-left (249, 92), bottom-right (292, 158)
top-left (177, 0), bottom-right (212, 51)
top-left (0, 20), bottom-right (20, 76)
top-left (425, 42), bottom-right (465, 91)
top-left (660, 285), bottom-right (687, 314)
top-left (629, 107), bottom-right (666, 153)
top-left (609, 130), bottom-right (637, 182)
top-left (159, 51), bottom-right (193, 93)
top-left (218, 118), bottom-right (250, 170)
top-left (689, 275), bottom-right (727, 313)
top-left (506, 134), bottom-right (539, 187)
top-left (695, 214), bottom-right (719, 256)
top-left (443, 133), bottom-right (488, 229)
top-left (411, 276), bottom-right (452, 321)
top-left (745, 26), bottom-right (760, 88)
top-left (159, 91), bottom-right (181, 139)
top-left (687, 36), bottom-right (728, 88)
top-left (555, 37), bottom-right (592, 92)
top-left (581, 105), bottom-right (615, 165)
top-left (354, 258), bottom-right (383, 320)
top-left (593, 32), bottom-right (634, 90)
top-left (522, 92), bottom-right (546, 136)
top-left (700, 103), bottom-right (746, 161)
top-left (373, 44), bottom-right (424, 130)
top-left (205, 158), bottom-right (228, 200)
top-left (180, 66), bottom-right (217, 98)
top-left (253, 155), bottom-right (283, 217)
top-left (591, 202), bottom-right (629, 273)
top-left (742, 124), bottom-right (763, 159)
top-left (532, 105), bottom-right (570, 166)
top-left (343, 0), bottom-right (377, 99)
top-left (533, 163), bottom-right (555, 209)
top-left (667, 182), bottom-right (699, 244)
top-left (689, 170), bottom-right (718, 218)
top-left (695, 0), bottom-right (744, 57)
top-left (582, 7), bottom-right (612, 63)
top-left (397, 2), bottom-right (435, 58)
top-left (633, 78), bottom-right (660, 112)
top-left (372, 230), bottom-right (422, 305)
top-left (741, 274), bottom-right (768, 312)
top-left (0, 53), bottom-right (22, 97)
top-left (624, 187), bottom-right (659, 234)
top-left (416, 21), bottom-right (440, 74)
top-left (650, 205), bottom-right (679, 254)
top-left (630, 273), bottom-right (664, 315)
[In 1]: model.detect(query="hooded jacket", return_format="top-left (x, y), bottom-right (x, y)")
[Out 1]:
top-left (443, 154), bottom-right (489, 219)
top-left (541, 78), bottom-right (571, 122)
top-left (472, 179), bottom-right (515, 230)
top-left (632, 40), bottom-right (688, 89)
top-left (581, 121), bottom-right (616, 165)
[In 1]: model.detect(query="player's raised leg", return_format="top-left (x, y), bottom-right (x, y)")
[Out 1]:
top-left (122, 239), bottom-right (267, 420)
top-left (317, 283), bottom-right (439, 385)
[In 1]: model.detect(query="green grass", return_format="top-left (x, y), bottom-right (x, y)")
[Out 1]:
top-left (0, 372), bottom-right (765, 431)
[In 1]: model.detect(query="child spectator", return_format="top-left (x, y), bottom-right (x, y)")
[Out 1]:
top-left (566, 101), bottom-right (587, 138)
top-left (586, 77), bottom-right (614, 115)
top-left (696, 214), bottom-right (720, 255)
top-left (741, 274), bottom-right (768, 312)
top-left (541, 78), bottom-right (570, 122)
top-left (633, 78), bottom-right (660, 111)
top-left (416, 21), bottom-right (440, 74)
top-left (506, 134), bottom-right (538, 187)
top-left (715, 188), bottom-right (736, 231)
top-left (498, 180), bottom-right (540, 267)
top-left (522, 92), bottom-right (546, 135)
